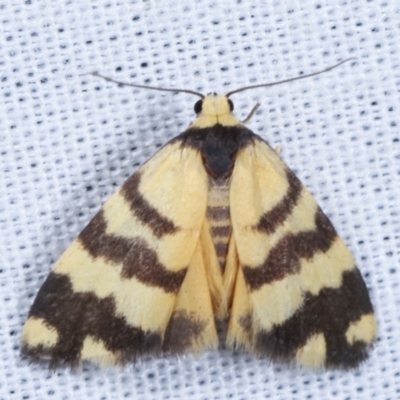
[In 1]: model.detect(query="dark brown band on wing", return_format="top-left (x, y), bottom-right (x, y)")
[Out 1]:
top-left (78, 210), bottom-right (186, 293)
top-left (243, 208), bottom-right (337, 290)
top-left (120, 237), bottom-right (187, 292)
top-left (207, 206), bottom-right (230, 221)
top-left (254, 268), bottom-right (374, 369)
top-left (22, 272), bottom-right (162, 368)
top-left (121, 172), bottom-right (179, 238)
top-left (162, 310), bottom-right (207, 354)
top-left (238, 313), bottom-right (253, 333)
top-left (79, 210), bottom-right (130, 263)
top-left (255, 169), bottom-right (302, 234)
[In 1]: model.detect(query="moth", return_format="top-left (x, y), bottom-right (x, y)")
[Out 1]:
top-left (22, 60), bottom-right (377, 369)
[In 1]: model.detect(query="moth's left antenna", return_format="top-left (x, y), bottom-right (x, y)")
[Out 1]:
top-left (89, 72), bottom-right (204, 98)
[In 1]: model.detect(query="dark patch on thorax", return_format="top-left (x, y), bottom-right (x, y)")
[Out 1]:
top-left (175, 124), bottom-right (255, 179)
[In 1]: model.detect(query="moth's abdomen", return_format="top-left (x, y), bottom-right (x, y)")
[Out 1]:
top-left (206, 177), bottom-right (232, 273)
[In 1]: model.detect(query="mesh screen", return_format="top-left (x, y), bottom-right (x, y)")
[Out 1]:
top-left (1, 1), bottom-right (399, 399)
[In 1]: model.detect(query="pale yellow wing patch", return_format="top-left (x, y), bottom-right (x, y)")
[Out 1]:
top-left (22, 318), bottom-right (58, 348)
top-left (346, 313), bottom-right (377, 345)
top-left (226, 265), bottom-right (253, 351)
top-left (163, 228), bottom-right (219, 354)
top-left (295, 333), bottom-right (326, 369)
top-left (81, 336), bottom-right (118, 367)
top-left (200, 219), bottom-right (226, 319)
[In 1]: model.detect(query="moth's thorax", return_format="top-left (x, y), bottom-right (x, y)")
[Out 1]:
top-left (191, 95), bottom-right (241, 128)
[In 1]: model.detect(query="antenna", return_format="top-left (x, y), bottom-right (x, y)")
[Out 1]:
top-left (225, 58), bottom-right (356, 97)
top-left (89, 72), bottom-right (204, 98)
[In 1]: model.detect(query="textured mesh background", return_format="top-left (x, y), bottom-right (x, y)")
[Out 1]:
top-left (1, 0), bottom-right (399, 399)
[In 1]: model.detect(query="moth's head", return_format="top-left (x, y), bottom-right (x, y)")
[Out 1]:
top-left (193, 93), bottom-right (234, 117)
top-left (191, 93), bottom-right (239, 128)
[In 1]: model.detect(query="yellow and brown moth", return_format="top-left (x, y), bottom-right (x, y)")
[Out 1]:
top-left (21, 60), bottom-right (377, 369)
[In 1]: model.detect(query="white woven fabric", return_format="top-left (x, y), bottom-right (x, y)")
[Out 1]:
top-left (1, 0), bottom-right (399, 399)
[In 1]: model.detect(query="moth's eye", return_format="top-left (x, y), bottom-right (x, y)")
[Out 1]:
top-left (228, 99), bottom-right (234, 111)
top-left (194, 99), bottom-right (203, 114)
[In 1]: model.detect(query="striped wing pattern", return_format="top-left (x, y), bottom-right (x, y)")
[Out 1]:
top-left (21, 140), bottom-right (217, 367)
top-left (228, 138), bottom-right (376, 369)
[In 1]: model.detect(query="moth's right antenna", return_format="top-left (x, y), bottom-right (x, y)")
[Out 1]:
top-left (225, 58), bottom-right (356, 97)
